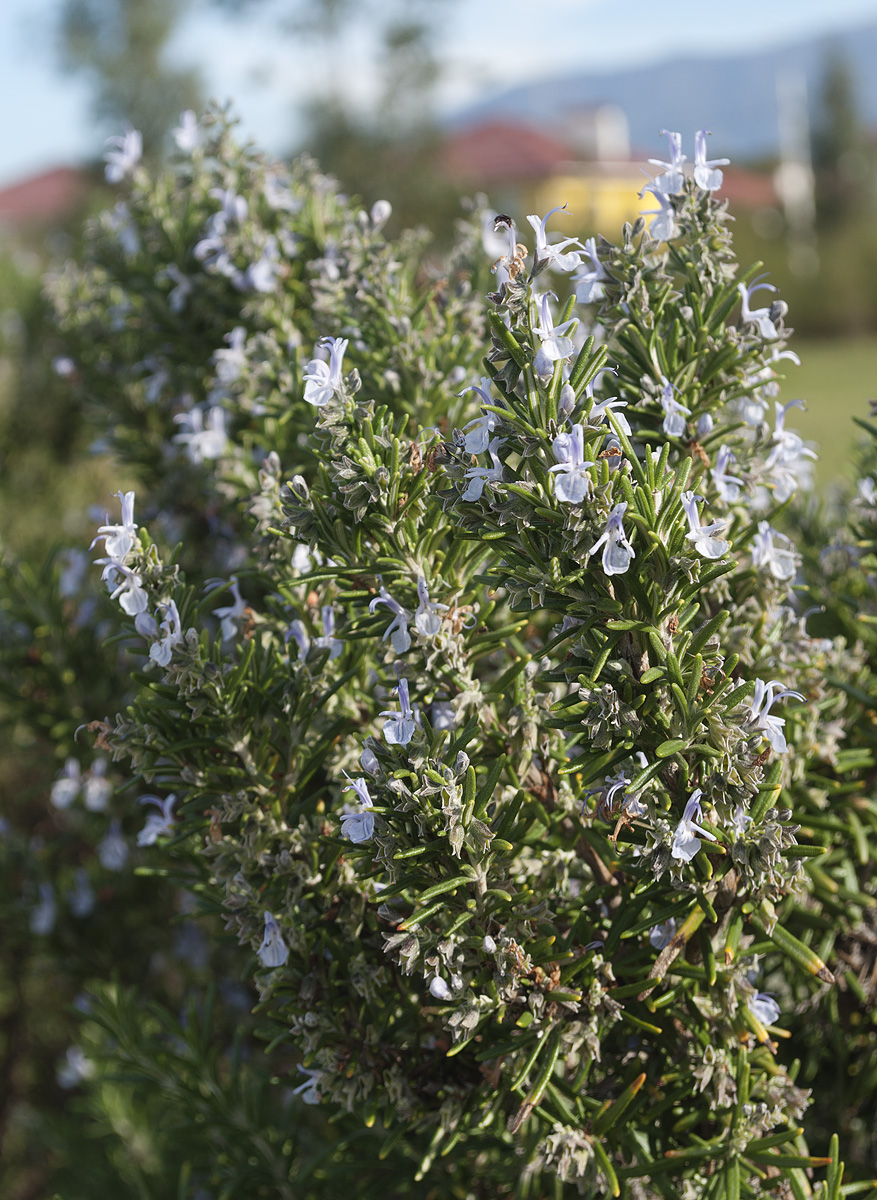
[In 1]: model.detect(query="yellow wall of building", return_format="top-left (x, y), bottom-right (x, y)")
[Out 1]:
top-left (526, 173), bottom-right (646, 239)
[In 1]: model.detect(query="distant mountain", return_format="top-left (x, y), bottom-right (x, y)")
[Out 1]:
top-left (450, 21), bottom-right (877, 161)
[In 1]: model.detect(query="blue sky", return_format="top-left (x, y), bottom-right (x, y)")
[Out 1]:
top-left (3, 0), bottom-right (877, 186)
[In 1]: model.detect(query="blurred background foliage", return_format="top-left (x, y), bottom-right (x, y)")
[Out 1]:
top-left (3, 2), bottom-right (877, 1197)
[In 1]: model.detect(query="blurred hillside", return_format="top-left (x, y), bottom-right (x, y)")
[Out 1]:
top-left (452, 18), bottom-right (877, 161)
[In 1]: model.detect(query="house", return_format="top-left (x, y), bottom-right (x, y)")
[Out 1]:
top-left (440, 113), bottom-right (779, 238)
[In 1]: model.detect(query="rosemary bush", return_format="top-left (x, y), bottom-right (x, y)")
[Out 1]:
top-left (4, 111), bottom-right (877, 1198)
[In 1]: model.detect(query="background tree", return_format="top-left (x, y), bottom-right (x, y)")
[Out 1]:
top-left (810, 49), bottom-right (876, 229)
top-left (58, 0), bottom-right (204, 153)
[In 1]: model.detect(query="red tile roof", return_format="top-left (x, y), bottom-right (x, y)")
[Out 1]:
top-left (441, 121), bottom-right (574, 183)
top-left (0, 167), bottom-right (89, 228)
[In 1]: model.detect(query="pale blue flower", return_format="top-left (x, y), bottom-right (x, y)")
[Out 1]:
top-left (572, 236), bottom-right (607, 303)
top-left (213, 327), bottom-right (247, 384)
top-left (526, 205), bottom-right (582, 273)
top-left (258, 911), bottom-right (289, 967)
top-left (747, 679), bottom-right (804, 753)
top-left (30, 882), bottom-right (57, 935)
top-left (361, 745), bottom-right (380, 775)
top-left (287, 619), bottom-right (310, 662)
top-left (92, 490), bottom-right (138, 560)
top-left (137, 794), bottom-right (177, 846)
top-left (149, 600), bottom-right (183, 668)
top-left (264, 172), bottom-right (299, 212)
top-left (382, 678), bottom-right (417, 746)
top-left (748, 992), bottom-right (781, 1026)
top-left (711, 446), bottom-right (744, 503)
top-left (550, 424), bottom-right (594, 505)
top-left (68, 869), bottom-right (96, 918)
top-left (340, 765), bottom-right (376, 842)
top-left (459, 377), bottom-right (499, 454)
top-left (99, 561), bottom-right (149, 615)
top-left (430, 701), bottom-right (456, 731)
top-left (173, 110), bottom-right (200, 153)
top-left (587, 394), bottom-right (631, 435)
top-left (209, 187), bottom-right (248, 227)
top-left (532, 292), bottom-right (577, 370)
top-left (57, 1045), bottom-right (95, 1089)
top-left (649, 918), bottom-right (677, 949)
top-left (292, 1065), bottom-right (323, 1104)
top-left (213, 578), bottom-right (247, 640)
top-left (640, 184), bottom-right (677, 241)
top-left (694, 130), bottom-right (730, 191)
top-left (751, 521), bottom-right (797, 581)
top-left (765, 400), bottom-right (817, 503)
top-left (681, 491), bottom-right (729, 559)
top-left (589, 502), bottom-right (635, 575)
top-left (429, 976), bottom-right (453, 1001)
top-left (659, 377), bottom-right (690, 438)
top-left (104, 128), bottom-right (142, 183)
top-left (237, 236), bottom-right (282, 293)
top-left (730, 805), bottom-right (752, 839)
top-left (738, 278), bottom-right (779, 340)
top-left (98, 819), bottom-right (128, 871)
top-left (414, 578), bottom-right (448, 638)
top-left (671, 790), bottom-right (718, 862)
top-left (369, 586), bottom-right (411, 654)
top-left (315, 607), bottom-right (344, 659)
top-left (462, 438), bottom-right (504, 501)
top-left (304, 337), bottom-right (348, 407)
top-left (51, 758), bottom-right (81, 810)
top-left (343, 773), bottom-right (373, 807)
top-left (340, 810), bottom-right (375, 843)
top-left (648, 130), bottom-right (686, 195)
top-left (82, 759), bottom-right (112, 812)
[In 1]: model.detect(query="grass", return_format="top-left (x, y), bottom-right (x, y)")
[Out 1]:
top-left (777, 337), bottom-right (877, 490)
